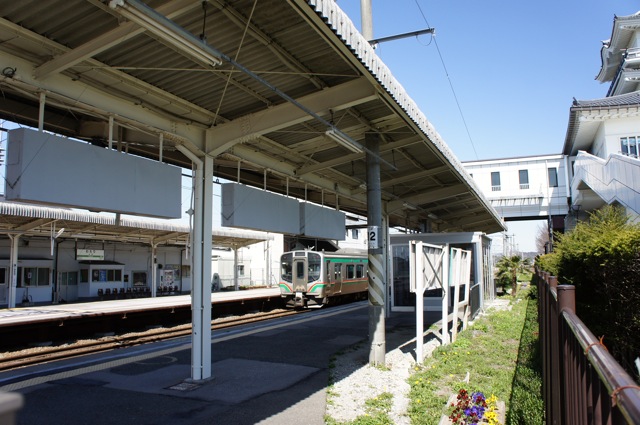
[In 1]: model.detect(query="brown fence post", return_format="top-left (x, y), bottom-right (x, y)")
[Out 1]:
top-left (557, 285), bottom-right (576, 425)
top-left (557, 285), bottom-right (575, 314)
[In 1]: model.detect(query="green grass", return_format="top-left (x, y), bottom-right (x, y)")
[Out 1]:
top-left (408, 286), bottom-right (542, 424)
top-left (325, 286), bottom-right (544, 424)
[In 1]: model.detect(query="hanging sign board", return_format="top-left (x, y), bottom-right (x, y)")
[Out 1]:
top-left (77, 249), bottom-right (105, 261)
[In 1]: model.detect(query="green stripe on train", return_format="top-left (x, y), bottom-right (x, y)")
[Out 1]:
top-left (279, 284), bottom-right (292, 293)
top-left (325, 258), bottom-right (368, 263)
top-left (308, 284), bottom-right (326, 293)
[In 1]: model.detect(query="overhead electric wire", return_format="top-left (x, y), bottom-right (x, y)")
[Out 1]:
top-left (413, 0), bottom-right (479, 160)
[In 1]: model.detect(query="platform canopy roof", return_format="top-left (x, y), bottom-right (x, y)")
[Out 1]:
top-left (0, 0), bottom-right (505, 234)
top-left (0, 200), bottom-right (272, 248)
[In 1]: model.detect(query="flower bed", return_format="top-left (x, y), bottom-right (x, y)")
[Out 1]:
top-left (439, 389), bottom-right (505, 425)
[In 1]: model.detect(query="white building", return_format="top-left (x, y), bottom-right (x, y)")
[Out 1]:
top-left (563, 11), bottom-right (640, 221)
top-left (463, 154), bottom-right (570, 234)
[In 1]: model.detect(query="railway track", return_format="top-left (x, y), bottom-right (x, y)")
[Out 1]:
top-left (0, 309), bottom-right (306, 372)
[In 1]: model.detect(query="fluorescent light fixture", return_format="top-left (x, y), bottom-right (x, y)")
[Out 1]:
top-left (109, 0), bottom-right (223, 68)
top-left (325, 129), bottom-right (363, 154)
top-left (402, 202), bottom-right (418, 211)
top-left (70, 233), bottom-right (95, 239)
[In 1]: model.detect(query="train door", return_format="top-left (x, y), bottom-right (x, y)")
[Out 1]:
top-left (0, 267), bottom-right (7, 305)
top-left (330, 262), bottom-right (343, 295)
top-left (292, 256), bottom-right (307, 294)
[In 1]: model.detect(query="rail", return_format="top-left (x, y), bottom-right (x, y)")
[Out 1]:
top-left (537, 271), bottom-right (640, 424)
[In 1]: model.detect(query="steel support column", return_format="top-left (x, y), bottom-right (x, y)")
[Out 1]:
top-left (366, 132), bottom-right (385, 366)
top-left (177, 146), bottom-right (213, 382)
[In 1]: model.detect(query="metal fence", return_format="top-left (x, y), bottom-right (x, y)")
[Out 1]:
top-left (537, 271), bottom-right (640, 424)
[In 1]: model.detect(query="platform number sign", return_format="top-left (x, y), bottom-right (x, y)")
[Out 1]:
top-left (368, 226), bottom-right (380, 249)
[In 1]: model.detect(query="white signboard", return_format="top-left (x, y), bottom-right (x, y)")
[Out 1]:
top-left (368, 226), bottom-right (380, 249)
top-left (77, 249), bottom-right (105, 261)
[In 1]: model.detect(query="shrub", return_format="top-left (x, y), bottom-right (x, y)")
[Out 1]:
top-left (539, 205), bottom-right (640, 377)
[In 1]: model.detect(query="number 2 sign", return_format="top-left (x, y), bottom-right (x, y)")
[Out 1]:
top-left (368, 226), bottom-right (380, 249)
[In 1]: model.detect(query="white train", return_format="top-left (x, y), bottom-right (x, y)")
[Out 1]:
top-left (279, 249), bottom-right (368, 308)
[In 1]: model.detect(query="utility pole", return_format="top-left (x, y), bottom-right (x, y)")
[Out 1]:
top-left (366, 132), bottom-right (385, 366)
top-left (360, 0), bottom-right (434, 47)
top-left (360, 0), bottom-right (373, 41)
top-left (359, 0), bottom-right (433, 368)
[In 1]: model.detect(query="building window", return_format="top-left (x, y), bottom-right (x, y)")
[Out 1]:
top-left (17, 267), bottom-right (50, 287)
top-left (237, 265), bottom-right (245, 276)
top-left (91, 269), bottom-right (122, 282)
top-left (620, 136), bottom-right (638, 158)
top-left (518, 169), bottom-right (529, 190)
top-left (351, 228), bottom-right (359, 240)
top-left (491, 172), bottom-right (501, 191)
top-left (548, 167), bottom-right (558, 188)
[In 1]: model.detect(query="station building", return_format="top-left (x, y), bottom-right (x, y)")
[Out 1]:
top-left (0, 199), bottom-right (275, 307)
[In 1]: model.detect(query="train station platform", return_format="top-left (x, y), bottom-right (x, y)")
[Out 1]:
top-left (0, 288), bottom-right (281, 327)
top-left (0, 302), bottom-right (409, 425)
top-left (0, 302), bottom-right (446, 425)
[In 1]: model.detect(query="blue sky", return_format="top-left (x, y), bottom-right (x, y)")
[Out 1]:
top-left (336, 1), bottom-right (639, 162)
top-left (336, 1), bottom-right (638, 252)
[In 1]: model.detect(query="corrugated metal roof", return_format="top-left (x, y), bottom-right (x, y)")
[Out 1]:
top-left (0, 200), bottom-right (272, 247)
top-left (0, 0), bottom-right (505, 234)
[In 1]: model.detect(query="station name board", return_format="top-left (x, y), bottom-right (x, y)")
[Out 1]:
top-left (76, 249), bottom-right (105, 261)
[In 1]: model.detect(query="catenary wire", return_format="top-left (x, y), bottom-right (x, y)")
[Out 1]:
top-left (413, 0), bottom-right (479, 160)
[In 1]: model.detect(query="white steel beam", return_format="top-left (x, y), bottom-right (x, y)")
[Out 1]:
top-left (206, 78), bottom-right (376, 157)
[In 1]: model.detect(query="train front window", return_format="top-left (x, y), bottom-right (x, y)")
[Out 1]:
top-left (308, 253), bottom-right (321, 282)
top-left (280, 253), bottom-right (293, 283)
